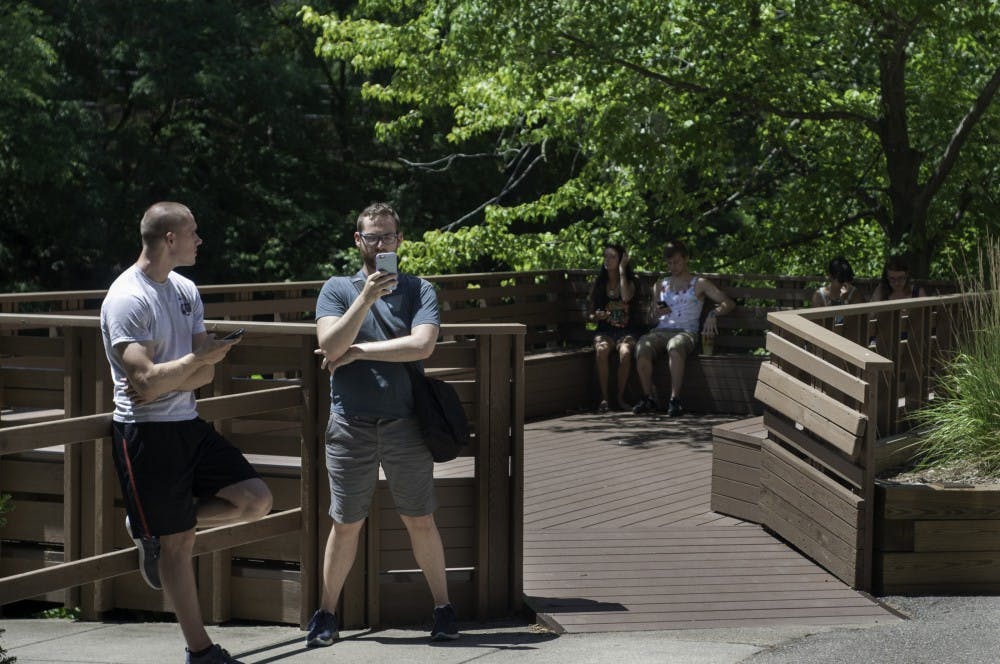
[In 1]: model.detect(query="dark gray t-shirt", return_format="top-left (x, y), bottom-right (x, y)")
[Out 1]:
top-left (315, 270), bottom-right (440, 419)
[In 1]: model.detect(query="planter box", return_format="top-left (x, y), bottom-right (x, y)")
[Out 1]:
top-left (710, 421), bottom-right (1000, 596)
top-left (875, 481), bottom-right (1000, 595)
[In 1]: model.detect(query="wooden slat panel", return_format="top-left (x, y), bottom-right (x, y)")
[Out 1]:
top-left (761, 440), bottom-right (863, 538)
top-left (879, 551), bottom-right (1000, 586)
top-left (878, 484), bottom-right (1000, 520)
top-left (765, 332), bottom-right (868, 402)
top-left (709, 493), bottom-right (761, 524)
top-left (763, 411), bottom-right (864, 488)
top-left (1, 368), bottom-right (63, 389)
top-left (2, 388), bottom-right (65, 409)
top-left (914, 520), bottom-right (1000, 552)
top-left (756, 381), bottom-right (860, 457)
top-left (711, 475), bottom-right (759, 503)
top-left (0, 335), bottom-right (66, 356)
top-left (230, 576), bottom-right (301, 623)
top-left (712, 443), bottom-right (761, 472)
top-left (0, 458), bottom-right (64, 494)
top-left (712, 416), bottom-right (766, 445)
top-left (2, 501), bottom-right (64, 543)
top-left (757, 363), bottom-right (865, 438)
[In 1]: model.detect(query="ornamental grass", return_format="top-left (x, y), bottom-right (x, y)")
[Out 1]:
top-left (911, 240), bottom-right (1000, 474)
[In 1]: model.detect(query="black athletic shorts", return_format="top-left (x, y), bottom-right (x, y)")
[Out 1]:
top-left (111, 418), bottom-right (260, 538)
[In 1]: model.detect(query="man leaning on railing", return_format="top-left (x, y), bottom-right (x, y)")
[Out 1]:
top-left (100, 202), bottom-right (273, 664)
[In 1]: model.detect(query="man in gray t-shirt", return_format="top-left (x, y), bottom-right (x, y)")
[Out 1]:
top-left (100, 202), bottom-right (272, 664)
top-left (305, 202), bottom-right (459, 647)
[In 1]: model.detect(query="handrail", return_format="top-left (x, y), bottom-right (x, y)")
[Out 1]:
top-left (0, 510), bottom-right (301, 604)
top-left (0, 313), bottom-right (525, 338)
top-left (767, 311), bottom-right (893, 371)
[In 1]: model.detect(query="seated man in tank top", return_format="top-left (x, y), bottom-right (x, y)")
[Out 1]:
top-left (632, 240), bottom-right (735, 417)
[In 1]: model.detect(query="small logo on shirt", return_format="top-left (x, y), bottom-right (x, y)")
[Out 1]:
top-left (178, 293), bottom-right (192, 316)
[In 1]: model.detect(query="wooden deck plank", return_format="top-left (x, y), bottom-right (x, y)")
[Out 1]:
top-left (522, 412), bottom-right (897, 633)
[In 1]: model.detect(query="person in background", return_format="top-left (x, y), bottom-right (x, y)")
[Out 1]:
top-left (587, 244), bottom-right (639, 412)
top-left (812, 256), bottom-right (866, 308)
top-left (100, 202), bottom-right (273, 664)
top-left (632, 240), bottom-right (735, 417)
top-left (871, 256), bottom-right (928, 301)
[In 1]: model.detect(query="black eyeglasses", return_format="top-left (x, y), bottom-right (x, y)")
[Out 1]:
top-left (359, 232), bottom-right (400, 245)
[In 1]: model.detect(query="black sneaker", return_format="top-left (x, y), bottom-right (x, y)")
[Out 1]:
top-left (631, 395), bottom-right (657, 415)
top-left (186, 644), bottom-right (244, 664)
top-left (666, 397), bottom-right (684, 417)
top-left (125, 515), bottom-right (161, 590)
top-left (305, 608), bottom-right (339, 647)
top-left (430, 603), bottom-right (460, 641)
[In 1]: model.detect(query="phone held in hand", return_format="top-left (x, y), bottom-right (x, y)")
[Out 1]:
top-left (375, 252), bottom-right (398, 291)
top-left (222, 328), bottom-right (246, 340)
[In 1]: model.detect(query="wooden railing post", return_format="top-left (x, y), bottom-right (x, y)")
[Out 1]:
top-left (474, 333), bottom-right (492, 619)
top-left (298, 335), bottom-right (320, 628)
top-left (860, 366), bottom-right (880, 592)
top-left (62, 327), bottom-right (83, 610)
top-left (79, 328), bottom-right (111, 620)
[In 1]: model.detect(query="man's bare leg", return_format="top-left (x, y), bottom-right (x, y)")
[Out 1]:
top-left (400, 513), bottom-right (450, 605)
top-left (319, 519), bottom-right (365, 612)
top-left (196, 478), bottom-right (272, 528)
top-left (159, 529), bottom-right (212, 653)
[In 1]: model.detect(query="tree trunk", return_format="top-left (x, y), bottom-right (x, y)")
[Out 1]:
top-left (876, 21), bottom-right (932, 277)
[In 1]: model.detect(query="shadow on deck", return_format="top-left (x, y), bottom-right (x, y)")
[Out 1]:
top-left (522, 412), bottom-right (899, 633)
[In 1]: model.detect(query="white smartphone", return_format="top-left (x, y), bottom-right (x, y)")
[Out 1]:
top-left (375, 252), bottom-right (398, 291)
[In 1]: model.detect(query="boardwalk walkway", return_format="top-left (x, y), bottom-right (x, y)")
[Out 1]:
top-left (521, 411), bottom-right (897, 633)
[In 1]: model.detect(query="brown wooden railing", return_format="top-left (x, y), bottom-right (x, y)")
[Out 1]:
top-left (0, 314), bottom-right (524, 628)
top-left (2, 271), bottom-right (954, 352)
top-left (754, 295), bottom-right (967, 590)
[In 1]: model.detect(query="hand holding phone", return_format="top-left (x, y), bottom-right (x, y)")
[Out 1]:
top-left (374, 252), bottom-right (398, 292)
top-left (221, 328), bottom-right (246, 341)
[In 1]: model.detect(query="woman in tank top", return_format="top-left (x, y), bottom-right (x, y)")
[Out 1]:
top-left (587, 244), bottom-right (640, 412)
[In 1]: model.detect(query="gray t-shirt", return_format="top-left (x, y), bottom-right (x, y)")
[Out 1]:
top-left (100, 265), bottom-right (206, 422)
top-left (315, 270), bottom-right (440, 419)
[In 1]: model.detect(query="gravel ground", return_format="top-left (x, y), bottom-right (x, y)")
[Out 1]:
top-left (742, 595), bottom-right (1000, 663)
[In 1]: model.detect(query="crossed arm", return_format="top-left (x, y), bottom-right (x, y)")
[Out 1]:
top-left (117, 332), bottom-right (237, 403)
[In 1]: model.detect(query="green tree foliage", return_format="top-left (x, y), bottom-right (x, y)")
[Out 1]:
top-left (2, 0), bottom-right (507, 291)
top-left (304, 1), bottom-right (1000, 278)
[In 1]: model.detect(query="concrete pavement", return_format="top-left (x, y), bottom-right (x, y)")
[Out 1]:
top-left (3, 595), bottom-right (999, 663)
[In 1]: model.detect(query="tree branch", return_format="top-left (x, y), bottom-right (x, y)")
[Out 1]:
top-left (399, 150), bottom-right (519, 172)
top-left (557, 31), bottom-right (879, 129)
top-left (919, 63), bottom-right (1000, 207)
top-left (440, 143), bottom-right (546, 231)
top-left (698, 141), bottom-right (785, 220)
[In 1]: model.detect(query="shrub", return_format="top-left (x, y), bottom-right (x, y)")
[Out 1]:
top-left (912, 240), bottom-right (1000, 473)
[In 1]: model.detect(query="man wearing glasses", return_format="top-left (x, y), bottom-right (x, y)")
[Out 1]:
top-left (305, 202), bottom-right (459, 647)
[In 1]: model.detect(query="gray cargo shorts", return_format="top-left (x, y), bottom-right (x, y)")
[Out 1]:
top-left (324, 413), bottom-right (436, 524)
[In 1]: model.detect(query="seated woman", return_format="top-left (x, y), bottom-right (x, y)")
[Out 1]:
top-left (587, 244), bottom-right (639, 412)
top-left (871, 256), bottom-right (928, 301)
top-left (812, 256), bottom-right (866, 308)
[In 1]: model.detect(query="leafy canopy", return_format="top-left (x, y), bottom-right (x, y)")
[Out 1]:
top-left (304, 1), bottom-right (1000, 278)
